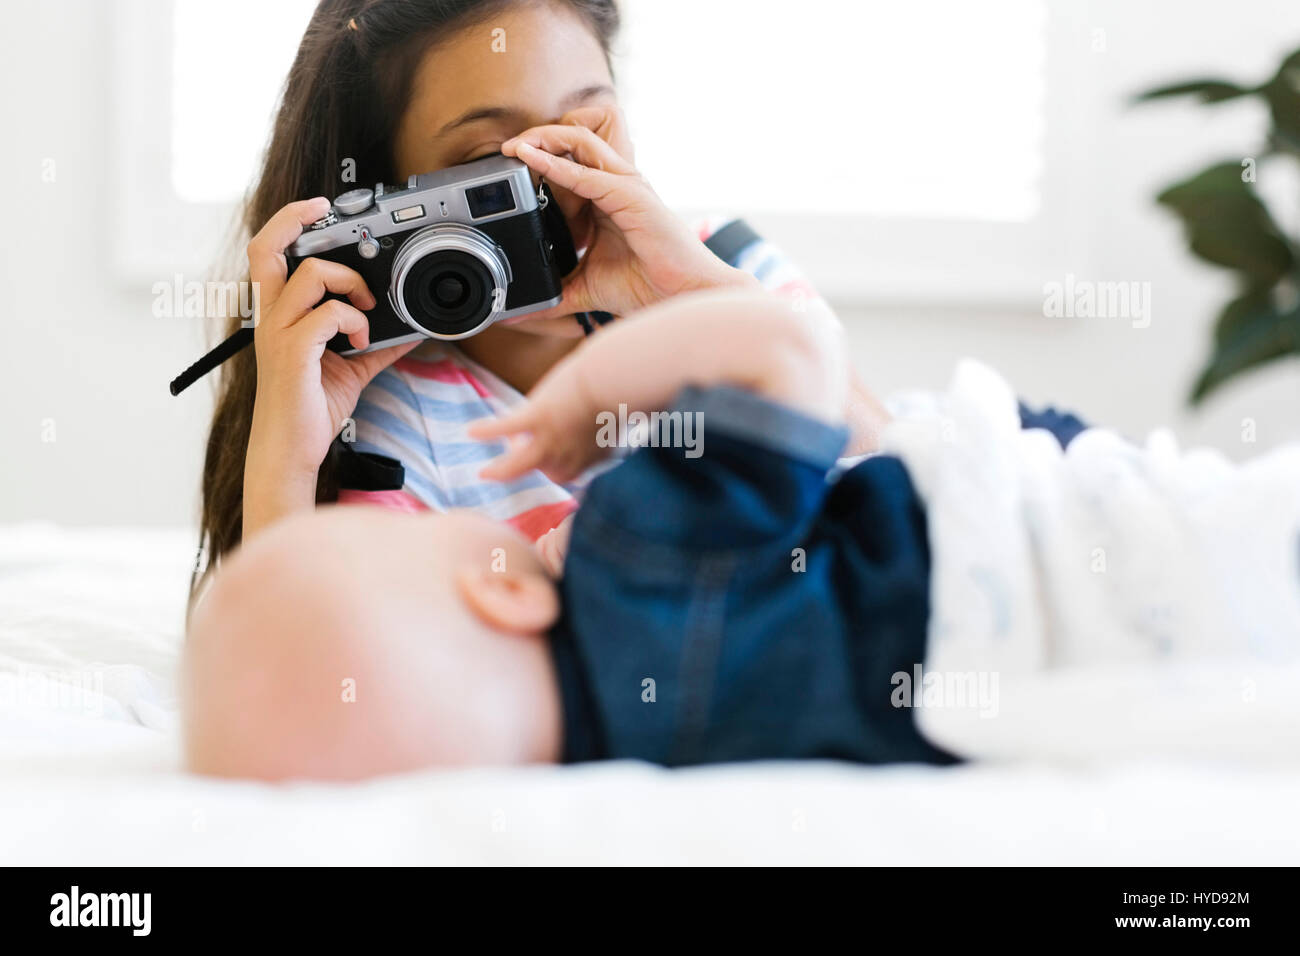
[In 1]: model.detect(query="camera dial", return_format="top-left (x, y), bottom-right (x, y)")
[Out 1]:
top-left (333, 188), bottom-right (375, 216)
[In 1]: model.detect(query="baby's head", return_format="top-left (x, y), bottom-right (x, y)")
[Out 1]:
top-left (184, 506), bottom-right (564, 781)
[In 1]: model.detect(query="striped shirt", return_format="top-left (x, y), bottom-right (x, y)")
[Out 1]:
top-left (339, 217), bottom-right (825, 540)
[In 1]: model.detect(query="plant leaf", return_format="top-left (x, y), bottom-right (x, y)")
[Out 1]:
top-left (1157, 162), bottom-right (1295, 284)
top-left (1261, 52), bottom-right (1300, 153)
top-left (1191, 291), bottom-right (1300, 402)
top-left (1276, 46), bottom-right (1300, 74)
top-left (1211, 284), bottom-right (1281, 346)
top-left (1133, 79), bottom-right (1254, 104)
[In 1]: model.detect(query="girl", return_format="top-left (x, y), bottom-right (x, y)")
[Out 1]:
top-left (197, 0), bottom-right (881, 599)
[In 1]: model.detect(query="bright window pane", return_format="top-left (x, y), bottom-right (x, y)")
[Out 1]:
top-left (171, 0), bottom-right (1046, 221)
top-left (616, 0), bottom-right (1046, 221)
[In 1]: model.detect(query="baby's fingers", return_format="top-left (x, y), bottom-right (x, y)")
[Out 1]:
top-left (479, 435), bottom-right (547, 482)
top-left (467, 406), bottom-right (536, 442)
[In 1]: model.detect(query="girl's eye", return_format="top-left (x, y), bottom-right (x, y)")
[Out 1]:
top-left (465, 146), bottom-right (503, 162)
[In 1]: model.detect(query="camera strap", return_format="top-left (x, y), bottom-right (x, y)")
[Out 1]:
top-left (702, 218), bottom-right (762, 268)
top-left (329, 438), bottom-right (405, 493)
top-left (574, 310), bottom-right (614, 334)
top-left (169, 327), bottom-right (253, 396)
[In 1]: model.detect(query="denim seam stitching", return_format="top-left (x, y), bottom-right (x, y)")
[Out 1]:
top-left (670, 554), bottom-right (737, 765)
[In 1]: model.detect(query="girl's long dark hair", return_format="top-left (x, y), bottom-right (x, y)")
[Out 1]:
top-left (194, 0), bottom-right (619, 606)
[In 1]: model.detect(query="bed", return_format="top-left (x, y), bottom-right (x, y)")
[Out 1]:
top-left (2, 522), bottom-right (1296, 866)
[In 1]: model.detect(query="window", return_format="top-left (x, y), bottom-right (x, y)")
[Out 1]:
top-left (618, 0), bottom-right (1047, 222)
top-left (116, 0), bottom-right (1088, 303)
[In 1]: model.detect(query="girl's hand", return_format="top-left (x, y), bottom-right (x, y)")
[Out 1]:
top-left (243, 198), bottom-right (419, 537)
top-left (501, 106), bottom-right (758, 321)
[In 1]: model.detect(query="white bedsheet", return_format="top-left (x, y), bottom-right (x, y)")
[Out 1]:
top-left (2, 522), bottom-right (1297, 865)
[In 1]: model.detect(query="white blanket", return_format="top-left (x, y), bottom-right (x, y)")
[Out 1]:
top-left (882, 360), bottom-right (1300, 764)
top-left (3, 507), bottom-right (1300, 863)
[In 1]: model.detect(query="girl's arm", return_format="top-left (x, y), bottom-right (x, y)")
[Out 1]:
top-left (469, 289), bottom-right (858, 485)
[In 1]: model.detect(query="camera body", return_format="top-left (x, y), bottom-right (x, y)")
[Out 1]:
top-left (286, 154), bottom-right (576, 352)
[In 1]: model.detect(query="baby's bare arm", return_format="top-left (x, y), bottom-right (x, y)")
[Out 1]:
top-left (471, 290), bottom-right (854, 483)
top-left (573, 289), bottom-right (849, 424)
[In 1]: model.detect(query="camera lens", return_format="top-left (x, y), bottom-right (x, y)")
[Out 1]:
top-left (434, 275), bottom-right (467, 308)
top-left (403, 251), bottom-right (493, 335)
top-left (389, 224), bottom-right (510, 340)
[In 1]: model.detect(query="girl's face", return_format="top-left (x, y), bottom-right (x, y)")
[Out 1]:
top-left (393, 4), bottom-right (616, 335)
top-left (394, 3), bottom-right (615, 177)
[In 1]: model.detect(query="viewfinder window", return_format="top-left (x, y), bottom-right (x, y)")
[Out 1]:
top-left (466, 180), bottom-right (516, 218)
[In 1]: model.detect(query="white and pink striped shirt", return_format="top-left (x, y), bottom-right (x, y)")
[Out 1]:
top-left (340, 218), bottom-right (823, 541)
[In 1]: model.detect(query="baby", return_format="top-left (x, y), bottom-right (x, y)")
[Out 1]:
top-left (183, 290), bottom-right (1300, 780)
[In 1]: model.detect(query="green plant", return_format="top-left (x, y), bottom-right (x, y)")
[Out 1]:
top-left (1136, 46), bottom-right (1300, 403)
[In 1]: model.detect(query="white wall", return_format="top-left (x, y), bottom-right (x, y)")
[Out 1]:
top-left (1, 0), bottom-right (1298, 529)
top-left (1, 0), bottom-right (216, 528)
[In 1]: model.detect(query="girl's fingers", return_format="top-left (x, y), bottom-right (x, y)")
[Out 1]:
top-left (296, 298), bottom-right (371, 352)
top-left (560, 105), bottom-right (635, 163)
top-left (345, 339), bottom-right (422, 387)
top-left (272, 258), bottom-right (377, 330)
top-left (247, 198), bottom-right (332, 307)
top-left (549, 182), bottom-right (593, 249)
top-left (503, 123), bottom-right (636, 175)
top-left (545, 108), bottom-right (627, 245)
top-left (512, 143), bottom-right (633, 211)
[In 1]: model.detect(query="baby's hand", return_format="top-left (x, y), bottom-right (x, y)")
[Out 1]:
top-left (467, 354), bottom-right (607, 485)
top-left (534, 515), bottom-right (575, 578)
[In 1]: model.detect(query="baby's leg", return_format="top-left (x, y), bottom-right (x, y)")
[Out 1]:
top-left (183, 507), bottom-right (559, 780)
